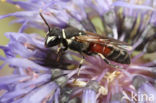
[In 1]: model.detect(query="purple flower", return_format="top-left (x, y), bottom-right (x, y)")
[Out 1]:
top-left (0, 0), bottom-right (156, 103)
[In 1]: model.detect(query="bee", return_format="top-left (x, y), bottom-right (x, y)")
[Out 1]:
top-left (40, 13), bottom-right (131, 69)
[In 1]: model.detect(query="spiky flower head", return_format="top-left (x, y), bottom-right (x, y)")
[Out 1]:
top-left (0, 0), bottom-right (156, 103)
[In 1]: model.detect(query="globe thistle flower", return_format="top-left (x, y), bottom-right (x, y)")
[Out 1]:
top-left (0, 0), bottom-right (156, 103)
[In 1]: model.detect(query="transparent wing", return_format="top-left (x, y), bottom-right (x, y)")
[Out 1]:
top-left (76, 31), bottom-right (132, 51)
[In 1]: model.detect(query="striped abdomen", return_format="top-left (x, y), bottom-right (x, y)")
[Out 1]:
top-left (89, 43), bottom-right (130, 64)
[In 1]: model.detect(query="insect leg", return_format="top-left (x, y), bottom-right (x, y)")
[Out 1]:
top-left (56, 44), bottom-right (68, 61)
top-left (56, 44), bottom-right (61, 61)
top-left (73, 55), bottom-right (85, 84)
top-left (77, 55), bottom-right (85, 76)
top-left (97, 53), bottom-right (120, 69)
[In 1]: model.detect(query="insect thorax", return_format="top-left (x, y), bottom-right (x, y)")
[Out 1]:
top-left (61, 27), bottom-right (89, 52)
top-left (63, 27), bottom-right (86, 38)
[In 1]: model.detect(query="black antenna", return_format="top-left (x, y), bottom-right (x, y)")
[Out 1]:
top-left (39, 12), bottom-right (51, 32)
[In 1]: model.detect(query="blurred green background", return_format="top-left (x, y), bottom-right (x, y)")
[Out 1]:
top-left (0, 2), bottom-right (20, 46)
top-left (0, 2), bottom-right (43, 76)
top-left (0, 2), bottom-right (21, 76)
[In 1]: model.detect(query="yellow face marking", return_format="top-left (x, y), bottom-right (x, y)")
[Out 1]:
top-left (46, 36), bottom-right (55, 44)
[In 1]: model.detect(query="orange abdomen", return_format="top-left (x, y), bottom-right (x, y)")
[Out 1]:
top-left (88, 43), bottom-right (130, 64)
top-left (89, 43), bottom-right (112, 56)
